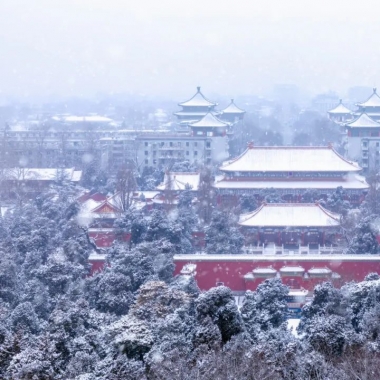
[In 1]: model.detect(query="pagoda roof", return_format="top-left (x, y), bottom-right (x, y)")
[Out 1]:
top-left (238, 203), bottom-right (341, 228)
top-left (213, 174), bottom-right (369, 191)
top-left (220, 146), bottom-right (361, 173)
top-left (178, 87), bottom-right (217, 107)
top-left (189, 112), bottom-right (228, 128)
top-left (156, 172), bottom-right (200, 191)
top-left (344, 113), bottom-right (380, 128)
top-left (327, 99), bottom-right (352, 114)
top-left (220, 99), bottom-right (246, 114)
top-left (357, 88), bottom-right (380, 108)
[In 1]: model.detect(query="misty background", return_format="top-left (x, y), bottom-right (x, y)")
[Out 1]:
top-left (1, 0), bottom-right (380, 103)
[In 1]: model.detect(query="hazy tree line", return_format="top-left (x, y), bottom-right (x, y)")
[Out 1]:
top-left (0, 181), bottom-right (380, 379)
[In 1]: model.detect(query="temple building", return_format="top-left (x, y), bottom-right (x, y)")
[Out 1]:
top-left (354, 88), bottom-right (380, 121)
top-left (189, 112), bottom-right (229, 137)
top-left (214, 144), bottom-right (369, 204)
top-left (327, 99), bottom-right (353, 123)
top-left (344, 113), bottom-right (380, 172)
top-left (174, 87), bottom-right (218, 125)
top-left (153, 172), bottom-right (200, 206)
top-left (219, 99), bottom-right (246, 123)
top-left (238, 202), bottom-right (342, 250)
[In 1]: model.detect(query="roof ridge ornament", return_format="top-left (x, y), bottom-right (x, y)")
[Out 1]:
top-left (247, 141), bottom-right (254, 149)
top-left (374, 87), bottom-right (377, 93)
top-left (197, 86), bottom-right (201, 92)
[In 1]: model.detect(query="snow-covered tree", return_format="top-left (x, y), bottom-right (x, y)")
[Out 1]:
top-left (205, 210), bottom-right (244, 254)
top-left (241, 278), bottom-right (288, 338)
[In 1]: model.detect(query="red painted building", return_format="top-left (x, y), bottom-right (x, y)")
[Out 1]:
top-left (174, 254), bottom-right (380, 294)
top-left (214, 145), bottom-right (369, 205)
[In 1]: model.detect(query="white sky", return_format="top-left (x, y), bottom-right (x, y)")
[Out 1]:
top-left (1, 0), bottom-right (380, 100)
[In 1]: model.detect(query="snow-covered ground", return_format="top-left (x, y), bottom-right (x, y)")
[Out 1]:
top-left (287, 318), bottom-right (300, 338)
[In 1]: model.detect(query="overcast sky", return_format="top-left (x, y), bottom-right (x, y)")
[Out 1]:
top-left (1, 0), bottom-right (380, 101)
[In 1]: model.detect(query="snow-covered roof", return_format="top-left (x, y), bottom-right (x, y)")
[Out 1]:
top-left (174, 254), bottom-right (380, 262)
top-left (157, 172), bottom-right (200, 191)
top-left (174, 111), bottom-right (219, 117)
top-left (252, 267), bottom-right (277, 274)
top-left (3, 168), bottom-right (82, 182)
top-left (280, 266), bottom-right (305, 273)
top-left (180, 263), bottom-right (197, 275)
top-left (189, 112), bottom-right (228, 128)
top-left (238, 203), bottom-right (341, 228)
top-left (179, 87), bottom-right (217, 108)
top-left (220, 146), bottom-right (361, 173)
top-left (356, 88), bottom-right (380, 108)
top-left (344, 113), bottom-right (380, 128)
top-left (221, 99), bottom-right (246, 114)
top-left (88, 252), bottom-right (107, 261)
top-left (327, 99), bottom-right (352, 114)
top-left (308, 268), bottom-right (332, 274)
top-left (214, 173), bottom-right (369, 190)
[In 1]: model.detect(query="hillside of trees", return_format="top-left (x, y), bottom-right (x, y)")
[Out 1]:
top-left (0, 184), bottom-right (379, 379)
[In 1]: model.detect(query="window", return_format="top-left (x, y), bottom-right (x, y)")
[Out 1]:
top-left (145, 142), bottom-right (148, 147)
top-left (186, 151), bottom-right (189, 156)
top-left (145, 159), bottom-right (148, 164)
top-left (178, 142), bottom-right (181, 147)
top-left (206, 141), bottom-right (211, 148)
top-left (153, 150), bottom-right (156, 156)
top-left (153, 159), bottom-right (157, 164)
top-left (194, 142), bottom-right (198, 147)
top-left (377, 142), bottom-right (380, 147)
top-left (363, 141), bottom-right (368, 148)
top-left (194, 151), bottom-right (198, 156)
top-left (186, 142), bottom-right (189, 147)
top-left (170, 142), bottom-right (173, 147)
top-left (145, 151), bottom-right (148, 156)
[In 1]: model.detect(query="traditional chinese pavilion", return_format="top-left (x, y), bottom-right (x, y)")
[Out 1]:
top-left (174, 87), bottom-right (218, 125)
top-left (153, 172), bottom-right (200, 206)
top-left (214, 144), bottom-right (369, 204)
top-left (327, 99), bottom-right (352, 122)
top-left (189, 112), bottom-right (228, 137)
top-left (238, 202), bottom-right (341, 248)
top-left (219, 99), bottom-right (246, 123)
top-left (354, 88), bottom-right (380, 121)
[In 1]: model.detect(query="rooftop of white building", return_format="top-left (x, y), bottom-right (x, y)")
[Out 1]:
top-left (357, 88), bottom-right (380, 108)
top-left (344, 112), bottom-right (380, 128)
top-left (220, 145), bottom-right (361, 173)
top-left (157, 172), bottom-right (200, 191)
top-left (220, 99), bottom-right (246, 114)
top-left (327, 99), bottom-right (352, 114)
top-left (238, 203), bottom-right (341, 228)
top-left (189, 112), bottom-right (229, 128)
top-left (178, 87), bottom-right (217, 108)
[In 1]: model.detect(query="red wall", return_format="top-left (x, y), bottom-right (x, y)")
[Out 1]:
top-left (174, 258), bottom-right (380, 292)
top-left (89, 231), bottom-right (130, 248)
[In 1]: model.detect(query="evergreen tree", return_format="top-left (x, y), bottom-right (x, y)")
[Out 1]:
top-left (241, 278), bottom-right (288, 339)
top-left (205, 210), bottom-right (244, 254)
